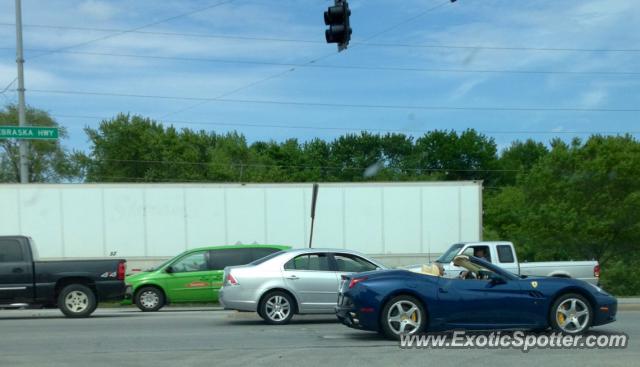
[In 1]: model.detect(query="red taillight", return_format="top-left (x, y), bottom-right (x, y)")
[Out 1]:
top-left (349, 276), bottom-right (368, 289)
top-left (226, 273), bottom-right (238, 285)
top-left (117, 261), bottom-right (126, 280)
top-left (594, 264), bottom-right (600, 278)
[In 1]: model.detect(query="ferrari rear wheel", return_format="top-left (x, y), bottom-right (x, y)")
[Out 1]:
top-left (550, 293), bottom-right (592, 334)
top-left (381, 295), bottom-right (426, 339)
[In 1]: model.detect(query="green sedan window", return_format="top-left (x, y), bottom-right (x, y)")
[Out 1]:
top-left (171, 251), bottom-right (209, 273)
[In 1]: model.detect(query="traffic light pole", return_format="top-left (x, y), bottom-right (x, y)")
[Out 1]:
top-left (15, 0), bottom-right (29, 183)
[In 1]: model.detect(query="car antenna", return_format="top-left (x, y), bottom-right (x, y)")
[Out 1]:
top-left (308, 183), bottom-right (319, 248)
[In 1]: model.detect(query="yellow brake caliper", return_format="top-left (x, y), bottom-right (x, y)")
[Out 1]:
top-left (557, 308), bottom-right (566, 325)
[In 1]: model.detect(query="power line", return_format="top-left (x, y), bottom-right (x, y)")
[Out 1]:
top-left (2, 22), bottom-right (639, 53)
top-left (155, 0), bottom-right (452, 119)
top-left (4, 47), bottom-right (636, 76)
top-left (26, 0), bottom-right (236, 60)
top-left (52, 113), bottom-right (640, 136)
top-left (156, 66), bottom-right (296, 120)
top-left (27, 88), bottom-right (640, 112)
top-left (0, 77), bottom-right (17, 94)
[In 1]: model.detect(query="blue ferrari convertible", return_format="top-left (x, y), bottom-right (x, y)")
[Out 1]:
top-left (335, 255), bottom-right (617, 339)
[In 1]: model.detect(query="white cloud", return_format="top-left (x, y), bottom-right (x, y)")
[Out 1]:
top-left (77, 0), bottom-right (120, 21)
top-left (0, 62), bottom-right (62, 90)
top-left (448, 77), bottom-right (487, 101)
top-left (579, 89), bottom-right (607, 108)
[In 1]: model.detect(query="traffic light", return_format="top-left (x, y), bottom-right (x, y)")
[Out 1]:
top-left (324, 0), bottom-right (351, 51)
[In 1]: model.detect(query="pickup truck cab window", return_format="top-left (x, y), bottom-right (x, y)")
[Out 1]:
top-left (462, 245), bottom-right (492, 262)
top-left (0, 239), bottom-right (26, 262)
top-left (497, 245), bottom-right (515, 263)
top-left (436, 243), bottom-right (465, 263)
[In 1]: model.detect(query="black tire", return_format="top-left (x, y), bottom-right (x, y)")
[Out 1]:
top-left (380, 295), bottom-right (427, 340)
top-left (57, 284), bottom-right (97, 318)
top-left (135, 286), bottom-right (165, 312)
top-left (259, 291), bottom-right (295, 325)
top-left (549, 293), bottom-right (593, 334)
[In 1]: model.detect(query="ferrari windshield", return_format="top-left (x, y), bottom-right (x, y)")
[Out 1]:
top-left (436, 243), bottom-right (465, 263)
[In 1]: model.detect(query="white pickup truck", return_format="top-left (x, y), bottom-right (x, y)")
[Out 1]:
top-left (412, 241), bottom-right (600, 285)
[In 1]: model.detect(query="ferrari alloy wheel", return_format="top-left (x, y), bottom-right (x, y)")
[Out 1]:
top-left (381, 295), bottom-right (426, 339)
top-left (550, 293), bottom-right (592, 334)
top-left (259, 291), bottom-right (294, 325)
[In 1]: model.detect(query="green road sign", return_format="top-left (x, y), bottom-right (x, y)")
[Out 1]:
top-left (0, 126), bottom-right (59, 140)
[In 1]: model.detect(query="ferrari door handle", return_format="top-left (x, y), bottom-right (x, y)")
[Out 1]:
top-left (285, 275), bottom-right (299, 280)
top-left (12, 267), bottom-right (23, 274)
top-left (438, 287), bottom-right (448, 293)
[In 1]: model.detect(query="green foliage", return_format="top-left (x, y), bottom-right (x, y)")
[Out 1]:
top-left (496, 139), bottom-right (549, 186)
top-left (485, 135), bottom-right (640, 295)
top-left (0, 104), bottom-right (79, 182)
top-left (80, 115), bottom-right (499, 184)
top-left (413, 129), bottom-right (499, 184)
top-left (600, 258), bottom-right (640, 296)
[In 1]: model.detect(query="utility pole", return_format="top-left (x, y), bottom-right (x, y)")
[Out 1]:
top-left (15, 0), bottom-right (28, 183)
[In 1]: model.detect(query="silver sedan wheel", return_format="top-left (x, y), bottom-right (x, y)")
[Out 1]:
top-left (140, 290), bottom-right (160, 309)
top-left (555, 298), bottom-right (590, 333)
top-left (65, 290), bottom-right (89, 313)
top-left (265, 295), bottom-right (291, 322)
top-left (387, 300), bottom-right (422, 336)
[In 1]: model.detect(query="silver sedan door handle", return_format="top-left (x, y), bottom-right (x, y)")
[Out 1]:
top-left (285, 275), bottom-right (299, 280)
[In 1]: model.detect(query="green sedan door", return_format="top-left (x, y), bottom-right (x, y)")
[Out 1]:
top-left (164, 250), bottom-right (217, 302)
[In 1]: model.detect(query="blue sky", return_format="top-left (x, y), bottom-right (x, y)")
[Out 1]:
top-left (0, 0), bottom-right (638, 153)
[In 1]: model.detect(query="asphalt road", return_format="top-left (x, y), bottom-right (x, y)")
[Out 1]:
top-left (1, 308), bottom-right (638, 367)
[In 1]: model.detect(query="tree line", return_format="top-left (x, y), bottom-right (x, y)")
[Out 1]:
top-left (1, 105), bottom-right (639, 294)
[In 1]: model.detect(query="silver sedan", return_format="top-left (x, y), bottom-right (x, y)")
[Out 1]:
top-left (219, 248), bottom-right (386, 324)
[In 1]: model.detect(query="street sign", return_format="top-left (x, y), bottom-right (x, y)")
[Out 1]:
top-left (0, 126), bottom-right (59, 140)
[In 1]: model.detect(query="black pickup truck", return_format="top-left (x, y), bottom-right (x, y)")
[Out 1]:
top-left (0, 235), bottom-right (127, 317)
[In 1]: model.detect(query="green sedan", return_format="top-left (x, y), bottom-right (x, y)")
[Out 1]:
top-left (125, 245), bottom-right (290, 311)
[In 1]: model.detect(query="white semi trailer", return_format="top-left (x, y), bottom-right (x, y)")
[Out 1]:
top-left (0, 182), bottom-right (482, 268)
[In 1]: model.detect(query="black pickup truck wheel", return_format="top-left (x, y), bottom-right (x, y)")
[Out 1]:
top-left (57, 284), bottom-right (98, 318)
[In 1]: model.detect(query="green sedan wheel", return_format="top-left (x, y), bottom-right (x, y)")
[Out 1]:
top-left (135, 286), bottom-right (165, 312)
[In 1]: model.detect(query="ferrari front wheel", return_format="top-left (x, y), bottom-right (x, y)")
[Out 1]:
top-left (550, 293), bottom-right (592, 334)
top-left (380, 295), bottom-right (426, 340)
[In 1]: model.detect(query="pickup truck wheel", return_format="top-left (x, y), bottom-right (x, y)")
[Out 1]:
top-left (135, 286), bottom-right (165, 312)
top-left (550, 293), bottom-right (592, 334)
top-left (58, 284), bottom-right (97, 318)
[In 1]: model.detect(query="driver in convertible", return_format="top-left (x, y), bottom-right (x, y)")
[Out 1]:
top-left (458, 248), bottom-right (490, 279)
